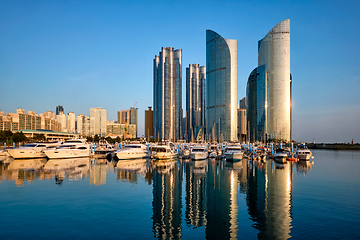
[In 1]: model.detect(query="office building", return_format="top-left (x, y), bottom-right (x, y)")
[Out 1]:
top-left (153, 47), bottom-right (183, 140)
top-left (145, 107), bottom-right (153, 139)
top-left (206, 30), bottom-right (238, 141)
top-left (186, 64), bottom-right (206, 140)
top-left (90, 108), bottom-right (107, 137)
top-left (247, 19), bottom-right (291, 142)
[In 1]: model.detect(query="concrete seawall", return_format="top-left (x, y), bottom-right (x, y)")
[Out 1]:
top-left (307, 143), bottom-right (360, 150)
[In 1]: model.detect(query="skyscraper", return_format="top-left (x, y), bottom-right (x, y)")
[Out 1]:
top-left (153, 47), bottom-right (182, 140)
top-left (90, 108), bottom-right (107, 137)
top-left (186, 64), bottom-right (206, 140)
top-left (56, 105), bottom-right (64, 115)
top-left (206, 30), bottom-right (238, 141)
top-left (247, 19), bottom-right (291, 142)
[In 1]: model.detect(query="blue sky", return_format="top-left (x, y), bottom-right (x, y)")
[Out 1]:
top-left (0, 0), bottom-right (359, 142)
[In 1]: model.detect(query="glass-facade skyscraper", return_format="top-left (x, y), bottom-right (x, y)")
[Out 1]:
top-left (206, 30), bottom-right (238, 141)
top-left (186, 64), bottom-right (206, 140)
top-left (247, 19), bottom-right (291, 142)
top-left (153, 47), bottom-right (183, 140)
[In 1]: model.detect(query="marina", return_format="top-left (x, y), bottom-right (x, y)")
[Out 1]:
top-left (0, 148), bottom-right (359, 239)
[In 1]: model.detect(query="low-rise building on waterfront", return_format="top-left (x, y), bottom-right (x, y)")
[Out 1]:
top-left (106, 120), bottom-right (136, 139)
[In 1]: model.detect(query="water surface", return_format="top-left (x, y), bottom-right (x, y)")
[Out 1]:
top-left (0, 150), bottom-right (359, 239)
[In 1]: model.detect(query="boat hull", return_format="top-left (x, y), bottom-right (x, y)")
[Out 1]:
top-left (8, 149), bottom-right (47, 159)
top-left (44, 149), bottom-right (90, 159)
top-left (116, 151), bottom-right (150, 160)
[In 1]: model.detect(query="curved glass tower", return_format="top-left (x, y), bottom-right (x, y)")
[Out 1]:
top-left (247, 19), bottom-right (291, 142)
top-left (206, 30), bottom-right (238, 141)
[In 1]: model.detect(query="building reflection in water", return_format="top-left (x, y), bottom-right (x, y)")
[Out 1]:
top-left (184, 159), bottom-right (208, 229)
top-left (89, 159), bottom-right (108, 185)
top-left (205, 159), bottom-right (232, 239)
top-left (152, 159), bottom-right (183, 239)
top-left (246, 160), bottom-right (293, 239)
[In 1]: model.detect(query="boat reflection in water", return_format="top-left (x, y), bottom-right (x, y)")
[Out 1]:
top-left (1, 159), bottom-right (48, 186)
top-left (44, 157), bottom-right (90, 185)
top-left (296, 160), bottom-right (314, 174)
top-left (246, 160), bottom-right (293, 239)
top-left (152, 159), bottom-right (183, 239)
top-left (116, 159), bottom-right (148, 183)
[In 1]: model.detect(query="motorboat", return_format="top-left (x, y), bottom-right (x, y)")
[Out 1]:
top-left (44, 139), bottom-right (90, 159)
top-left (190, 145), bottom-right (208, 160)
top-left (154, 145), bottom-right (177, 160)
top-left (115, 144), bottom-right (151, 160)
top-left (295, 144), bottom-right (313, 161)
top-left (225, 144), bottom-right (244, 161)
top-left (273, 148), bottom-right (288, 163)
top-left (208, 144), bottom-right (220, 158)
top-left (7, 141), bottom-right (62, 159)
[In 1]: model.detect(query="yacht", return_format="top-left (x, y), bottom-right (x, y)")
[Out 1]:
top-left (154, 145), bottom-right (177, 160)
top-left (44, 139), bottom-right (90, 159)
top-left (208, 144), bottom-right (220, 158)
top-left (7, 141), bottom-right (62, 159)
top-left (295, 143), bottom-right (313, 161)
top-left (225, 144), bottom-right (244, 161)
top-left (190, 145), bottom-right (208, 160)
top-left (115, 144), bottom-right (150, 160)
top-left (273, 148), bottom-right (288, 163)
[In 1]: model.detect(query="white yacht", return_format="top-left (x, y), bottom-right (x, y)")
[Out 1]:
top-left (225, 144), bottom-right (244, 161)
top-left (7, 141), bottom-right (62, 159)
top-left (154, 145), bottom-right (177, 160)
top-left (115, 144), bottom-right (150, 160)
top-left (190, 145), bottom-right (208, 160)
top-left (295, 144), bottom-right (313, 161)
top-left (44, 139), bottom-right (90, 159)
top-left (273, 148), bottom-right (288, 163)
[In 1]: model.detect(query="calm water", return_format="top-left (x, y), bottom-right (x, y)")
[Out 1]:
top-left (0, 150), bottom-right (359, 239)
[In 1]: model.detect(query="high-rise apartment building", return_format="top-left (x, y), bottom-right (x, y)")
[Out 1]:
top-left (56, 112), bottom-right (67, 132)
top-left (145, 107), bottom-right (153, 139)
top-left (247, 19), bottom-right (291, 142)
top-left (77, 114), bottom-right (90, 136)
top-left (186, 64), bottom-right (206, 140)
top-left (206, 30), bottom-right (238, 141)
top-left (39, 111), bottom-right (61, 131)
top-left (153, 47), bottom-right (183, 140)
top-left (67, 112), bottom-right (76, 133)
top-left (90, 108), bottom-right (107, 137)
top-left (56, 105), bottom-right (64, 115)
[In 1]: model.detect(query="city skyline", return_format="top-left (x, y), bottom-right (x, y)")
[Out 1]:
top-left (1, 0), bottom-right (359, 142)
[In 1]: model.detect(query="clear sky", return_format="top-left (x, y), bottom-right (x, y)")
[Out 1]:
top-left (1, 0), bottom-right (359, 143)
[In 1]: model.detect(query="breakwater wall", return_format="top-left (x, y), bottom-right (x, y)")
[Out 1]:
top-left (307, 143), bottom-right (360, 150)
